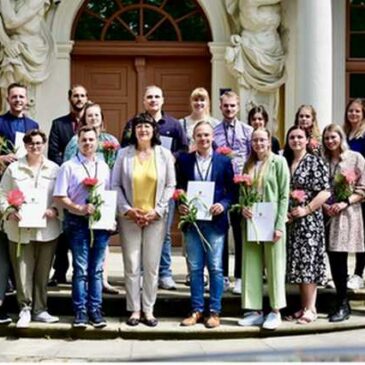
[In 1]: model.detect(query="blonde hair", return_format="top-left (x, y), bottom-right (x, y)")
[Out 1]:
top-left (190, 87), bottom-right (211, 115)
top-left (219, 90), bottom-right (239, 104)
top-left (322, 123), bottom-right (349, 160)
top-left (343, 98), bottom-right (365, 139)
top-left (294, 105), bottom-right (321, 140)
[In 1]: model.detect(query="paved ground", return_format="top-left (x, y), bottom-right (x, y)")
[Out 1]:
top-left (1, 328), bottom-right (365, 362)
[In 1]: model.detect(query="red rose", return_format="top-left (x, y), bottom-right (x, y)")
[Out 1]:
top-left (233, 174), bottom-right (253, 186)
top-left (216, 146), bottom-right (233, 156)
top-left (83, 178), bottom-right (99, 188)
top-left (7, 189), bottom-right (25, 208)
top-left (103, 141), bottom-right (119, 151)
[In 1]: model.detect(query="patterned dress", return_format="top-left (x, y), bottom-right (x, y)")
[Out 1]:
top-left (286, 153), bottom-right (330, 285)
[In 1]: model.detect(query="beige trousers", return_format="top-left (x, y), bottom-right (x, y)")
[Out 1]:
top-left (9, 239), bottom-right (57, 314)
top-left (119, 216), bottom-right (166, 314)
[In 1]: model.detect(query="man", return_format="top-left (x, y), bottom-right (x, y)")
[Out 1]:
top-left (121, 85), bottom-right (188, 290)
top-left (47, 85), bottom-right (88, 286)
top-left (214, 91), bottom-right (253, 294)
top-left (53, 126), bottom-right (110, 328)
top-left (0, 83), bottom-right (39, 325)
top-left (177, 121), bottom-right (234, 328)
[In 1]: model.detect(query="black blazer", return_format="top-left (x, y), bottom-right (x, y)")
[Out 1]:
top-left (47, 113), bottom-right (75, 166)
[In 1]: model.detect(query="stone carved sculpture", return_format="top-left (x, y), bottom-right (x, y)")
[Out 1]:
top-left (225, 0), bottom-right (286, 122)
top-left (0, 0), bottom-right (56, 111)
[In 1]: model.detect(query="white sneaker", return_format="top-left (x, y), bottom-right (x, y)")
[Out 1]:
top-left (262, 311), bottom-right (281, 330)
top-left (16, 308), bottom-right (31, 328)
top-left (347, 274), bottom-right (364, 290)
top-left (232, 278), bottom-right (242, 294)
top-left (223, 277), bottom-right (230, 292)
top-left (158, 276), bottom-right (177, 290)
top-left (33, 311), bottom-right (59, 323)
top-left (237, 311), bottom-right (264, 327)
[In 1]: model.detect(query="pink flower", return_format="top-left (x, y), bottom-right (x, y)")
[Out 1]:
top-left (7, 189), bottom-right (25, 208)
top-left (342, 169), bottom-right (357, 185)
top-left (172, 189), bottom-right (186, 202)
top-left (291, 189), bottom-right (306, 203)
top-left (233, 174), bottom-right (253, 186)
top-left (309, 138), bottom-right (319, 149)
top-left (216, 146), bottom-right (233, 156)
top-left (102, 141), bottom-right (119, 151)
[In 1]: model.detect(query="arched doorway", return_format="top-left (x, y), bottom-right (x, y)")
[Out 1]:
top-left (71, 0), bottom-right (213, 140)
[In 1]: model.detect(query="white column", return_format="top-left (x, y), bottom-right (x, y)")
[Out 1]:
top-left (296, 0), bottom-right (332, 130)
top-left (208, 42), bottom-right (235, 120)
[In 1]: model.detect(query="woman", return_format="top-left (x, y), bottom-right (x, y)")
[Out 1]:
top-left (247, 105), bottom-right (281, 154)
top-left (0, 129), bottom-right (61, 328)
top-left (64, 102), bottom-right (120, 295)
top-left (180, 87), bottom-right (219, 151)
top-left (177, 121), bottom-right (234, 329)
top-left (322, 124), bottom-right (365, 322)
top-left (283, 126), bottom-right (330, 324)
top-left (238, 128), bottom-right (289, 330)
top-left (294, 105), bottom-right (322, 155)
top-left (343, 98), bottom-right (365, 290)
top-left (111, 112), bottom-right (176, 327)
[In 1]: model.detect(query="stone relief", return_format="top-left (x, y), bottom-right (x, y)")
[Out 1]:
top-left (225, 0), bottom-right (286, 125)
top-left (0, 0), bottom-right (56, 112)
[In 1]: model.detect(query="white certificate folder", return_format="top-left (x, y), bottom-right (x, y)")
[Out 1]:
top-left (187, 181), bottom-right (215, 221)
top-left (18, 188), bottom-right (47, 228)
top-left (247, 202), bottom-right (275, 242)
top-left (90, 190), bottom-right (117, 230)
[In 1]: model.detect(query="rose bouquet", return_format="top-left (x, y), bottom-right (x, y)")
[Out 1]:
top-left (230, 174), bottom-right (261, 212)
top-left (173, 189), bottom-right (212, 251)
top-left (333, 168), bottom-right (357, 202)
top-left (2, 189), bottom-right (26, 257)
top-left (290, 189), bottom-right (306, 207)
top-left (100, 140), bottom-right (119, 169)
top-left (83, 178), bottom-right (104, 247)
top-left (216, 146), bottom-right (234, 159)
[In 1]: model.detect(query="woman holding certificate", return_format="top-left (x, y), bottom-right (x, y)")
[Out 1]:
top-left (177, 121), bottom-right (234, 329)
top-left (111, 112), bottom-right (175, 327)
top-left (322, 124), bottom-right (365, 322)
top-left (283, 126), bottom-right (330, 324)
top-left (238, 128), bottom-right (289, 330)
top-left (0, 129), bottom-right (61, 328)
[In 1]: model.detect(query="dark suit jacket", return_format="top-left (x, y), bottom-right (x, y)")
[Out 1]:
top-left (48, 113), bottom-right (75, 166)
top-left (176, 151), bottom-right (235, 234)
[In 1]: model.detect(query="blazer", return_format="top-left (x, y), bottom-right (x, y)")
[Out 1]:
top-left (48, 113), bottom-right (75, 166)
top-left (111, 145), bottom-right (176, 217)
top-left (176, 151), bottom-right (235, 233)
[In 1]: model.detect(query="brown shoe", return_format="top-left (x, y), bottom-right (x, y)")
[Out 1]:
top-left (180, 311), bottom-right (204, 326)
top-left (205, 312), bottom-right (220, 328)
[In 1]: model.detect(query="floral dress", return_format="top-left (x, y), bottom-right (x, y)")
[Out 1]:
top-left (287, 153), bottom-right (330, 285)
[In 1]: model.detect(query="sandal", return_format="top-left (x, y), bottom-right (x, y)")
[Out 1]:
top-left (284, 309), bottom-right (304, 321)
top-left (297, 308), bottom-right (317, 324)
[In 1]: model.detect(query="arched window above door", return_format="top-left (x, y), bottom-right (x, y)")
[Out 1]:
top-left (73, 0), bottom-right (211, 42)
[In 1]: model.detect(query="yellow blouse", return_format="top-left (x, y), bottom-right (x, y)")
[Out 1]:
top-left (132, 151), bottom-right (157, 212)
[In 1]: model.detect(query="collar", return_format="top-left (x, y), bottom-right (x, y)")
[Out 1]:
top-left (223, 118), bottom-right (236, 128)
top-left (195, 148), bottom-right (213, 161)
top-left (18, 156), bottom-right (49, 171)
top-left (77, 152), bottom-right (97, 164)
top-left (5, 111), bottom-right (25, 121)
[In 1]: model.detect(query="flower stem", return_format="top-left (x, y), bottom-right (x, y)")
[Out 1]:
top-left (193, 222), bottom-right (212, 252)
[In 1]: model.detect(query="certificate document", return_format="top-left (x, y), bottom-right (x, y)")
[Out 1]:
top-left (160, 136), bottom-right (173, 150)
top-left (15, 132), bottom-right (26, 158)
top-left (247, 202), bottom-right (275, 242)
top-left (19, 188), bottom-right (47, 228)
top-left (90, 190), bottom-right (117, 230)
top-left (187, 181), bottom-right (215, 221)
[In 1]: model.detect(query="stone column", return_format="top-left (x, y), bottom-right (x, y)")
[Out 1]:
top-left (296, 0), bottom-right (332, 130)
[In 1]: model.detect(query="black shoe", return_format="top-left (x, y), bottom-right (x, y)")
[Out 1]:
top-left (0, 307), bottom-right (12, 325)
top-left (5, 279), bottom-right (14, 294)
top-left (329, 302), bottom-right (351, 322)
top-left (89, 310), bottom-right (107, 328)
top-left (126, 317), bottom-right (140, 326)
top-left (143, 317), bottom-right (158, 327)
top-left (73, 311), bottom-right (88, 328)
top-left (48, 275), bottom-right (67, 287)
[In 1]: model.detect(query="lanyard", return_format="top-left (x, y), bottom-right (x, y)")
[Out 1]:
top-left (195, 158), bottom-right (212, 181)
top-left (223, 121), bottom-right (236, 148)
top-left (77, 153), bottom-right (98, 179)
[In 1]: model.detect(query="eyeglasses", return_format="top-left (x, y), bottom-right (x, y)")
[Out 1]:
top-left (26, 142), bottom-right (44, 147)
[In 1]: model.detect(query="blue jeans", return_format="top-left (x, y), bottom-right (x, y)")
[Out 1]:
top-left (66, 214), bottom-right (109, 314)
top-left (159, 199), bottom-right (175, 279)
top-left (184, 222), bottom-right (225, 313)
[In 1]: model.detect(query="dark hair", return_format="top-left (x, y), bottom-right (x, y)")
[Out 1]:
top-left (283, 125), bottom-right (311, 166)
top-left (68, 84), bottom-right (88, 99)
top-left (247, 105), bottom-right (269, 127)
top-left (80, 102), bottom-right (104, 129)
top-left (129, 112), bottom-right (161, 147)
top-left (77, 125), bottom-right (98, 138)
top-left (23, 129), bottom-right (47, 145)
top-left (7, 83), bottom-right (27, 95)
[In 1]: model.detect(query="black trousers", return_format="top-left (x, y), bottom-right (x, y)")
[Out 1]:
top-left (223, 210), bottom-right (242, 279)
top-left (328, 251), bottom-right (348, 303)
top-left (51, 232), bottom-right (70, 280)
top-left (354, 204), bottom-right (365, 277)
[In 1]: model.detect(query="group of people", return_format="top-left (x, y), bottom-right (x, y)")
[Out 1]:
top-left (0, 82), bottom-right (364, 332)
